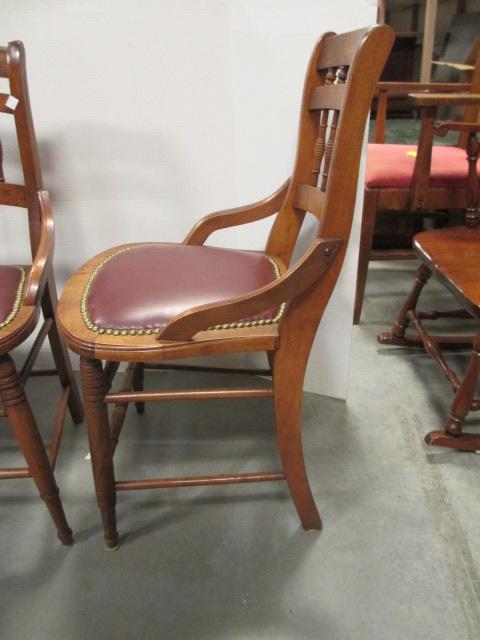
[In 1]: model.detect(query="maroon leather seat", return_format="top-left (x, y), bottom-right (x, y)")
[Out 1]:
top-left (0, 265), bottom-right (26, 330)
top-left (82, 243), bottom-right (284, 335)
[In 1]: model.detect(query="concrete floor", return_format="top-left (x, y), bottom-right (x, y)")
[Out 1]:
top-left (1, 262), bottom-right (480, 640)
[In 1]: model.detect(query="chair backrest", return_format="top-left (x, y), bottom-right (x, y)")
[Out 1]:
top-left (433, 13), bottom-right (480, 84)
top-left (156, 26), bottom-right (394, 344)
top-left (0, 41), bottom-right (44, 258)
top-left (266, 25), bottom-right (394, 268)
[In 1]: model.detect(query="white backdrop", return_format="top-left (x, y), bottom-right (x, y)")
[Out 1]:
top-left (0, 0), bottom-right (376, 399)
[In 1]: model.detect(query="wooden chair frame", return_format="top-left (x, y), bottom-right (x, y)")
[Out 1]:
top-left (58, 26), bottom-right (394, 549)
top-left (0, 42), bottom-right (83, 544)
top-left (353, 40), bottom-right (480, 324)
top-left (379, 108), bottom-right (480, 452)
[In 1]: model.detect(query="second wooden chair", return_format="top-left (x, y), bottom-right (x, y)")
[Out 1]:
top-left (0, 42), bottom-right (83, 544)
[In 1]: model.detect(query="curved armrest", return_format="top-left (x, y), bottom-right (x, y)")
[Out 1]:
top-left (373, 82), bottom-right (471, 144)
top-left (376, 82), bottom-right (471, 97)
top-left (184, 179), bottom-right (290, 246)
top-left (434, 120), bottom-right (480, 136)
top-left (157, 237), bottom-right (342, 342)
top-left (23, 190), bottom-right (54, 306)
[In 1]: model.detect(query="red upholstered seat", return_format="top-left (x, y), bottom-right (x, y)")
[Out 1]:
top-left (0, 265), bottom-right (26, 330)
top-left (83, 243), bottom-right (284, 335)
top-left (365, 143), bottom-right (476, 189)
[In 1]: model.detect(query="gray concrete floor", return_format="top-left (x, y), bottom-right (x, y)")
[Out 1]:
top-left (1, 262), bottom-right (480, 639)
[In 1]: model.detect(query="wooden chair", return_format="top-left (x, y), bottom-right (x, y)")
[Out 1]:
top-left (378, 108), bottom-right (480, 452)
top-left (0, 42), bottom-right (83, 544)
top-left (58, 25), bottom-right (394, 549)
top-left (353, 41), bottom-right (480, 324)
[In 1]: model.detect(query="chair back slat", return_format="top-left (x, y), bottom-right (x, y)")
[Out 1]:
top-left (293, 184), bottom-right (324, 220)
top-left (316, 28), bottom-right (369, 69)
top-left (309, 83), bottom-right (346, 110)
top-left (0, 182), bottom-right (27, 207)
top-left (0, 47), bottom-right (7, 78)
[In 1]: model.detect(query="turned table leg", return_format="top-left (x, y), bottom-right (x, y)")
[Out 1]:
top-left (378, 262), bottom-right (432, 345)
top-left (426, 330), bottom-right (480, 452)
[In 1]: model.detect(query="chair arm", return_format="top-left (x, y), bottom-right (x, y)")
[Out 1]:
top-left (431, 61), bottom-right (474, 72)
top-left (373, 83), bottom-right (471, 144)
top-left (376, 81), bottom-right (471, 97)
top-left (23, 190), bottom-right (54, 306)
top-left (408, 92), bottom-right (480, 107)
top-left (184, 179), bottom-right (290, 246)
top-left (157, 237), bottom-right (342, 342)
top-left (434, 121), bottom-right (480, 136)
top-left (406, 94), bottom-right (480, 210)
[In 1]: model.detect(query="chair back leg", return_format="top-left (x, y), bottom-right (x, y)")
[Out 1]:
top-left (42, 275), bottom-right (84, 423)
top-left (132, 363), bottom-right (145, 414)
top-left (270, 284), bottom-right (326, 532)
top-left (0, 353), bottom-right (73, 544)
top-left (354, 190), bottom-right (378, 324)
top-left (272, 346), bottom-right (321, 530)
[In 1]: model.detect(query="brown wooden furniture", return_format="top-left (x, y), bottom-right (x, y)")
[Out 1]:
top-left (58, 25), bottom-right (394, 549)
top-left (0, 42), bottom-right (83, 544)
top-left (378, 113), bottom-right (480, 452)
top-left (353, 43), bottom-right (480, 324)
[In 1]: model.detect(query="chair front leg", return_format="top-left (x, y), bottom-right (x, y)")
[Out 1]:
top-left (80, 356), bottom-right (119, 549)
top-left (0, 353), bottom-right (73, 545)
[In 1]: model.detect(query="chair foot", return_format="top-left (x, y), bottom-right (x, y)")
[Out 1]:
top-left (425, 430), bottom-right (480, 452)
top-left (42, 489), bottom-right (74, 544)
top-left (377, 331), bottom-right (412, 346)
top-left (300, 511), bottom-right (323, 531)
top-left (58, 529), bottom-right (74, 546)
top-left (104, 536), bottom-right (120, 550)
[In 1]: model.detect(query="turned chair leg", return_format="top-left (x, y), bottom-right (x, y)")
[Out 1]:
top-left (271, 350), bottom-right (321, 531)
top-left (133, 363), bottom-right (145, 414)
top-left (353, 190), bottom-right (378, 325)
top-left (42, 277), bottom-right (84, 424)
top-left (0, 354), bottom-right (73, 544)
top-left (80, 356), bottom-right (119, 549)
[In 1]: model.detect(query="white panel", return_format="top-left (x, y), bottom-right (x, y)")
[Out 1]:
top-left (0, 0), bottom-right (376, 399)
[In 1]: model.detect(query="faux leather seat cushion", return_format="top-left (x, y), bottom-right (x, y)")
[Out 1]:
top-left (84, 243), bottom-right (283, 333)
top-left (0, 266), bottom-right (26, 328)
top-left (366, 143), bottom-right (476, 189)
